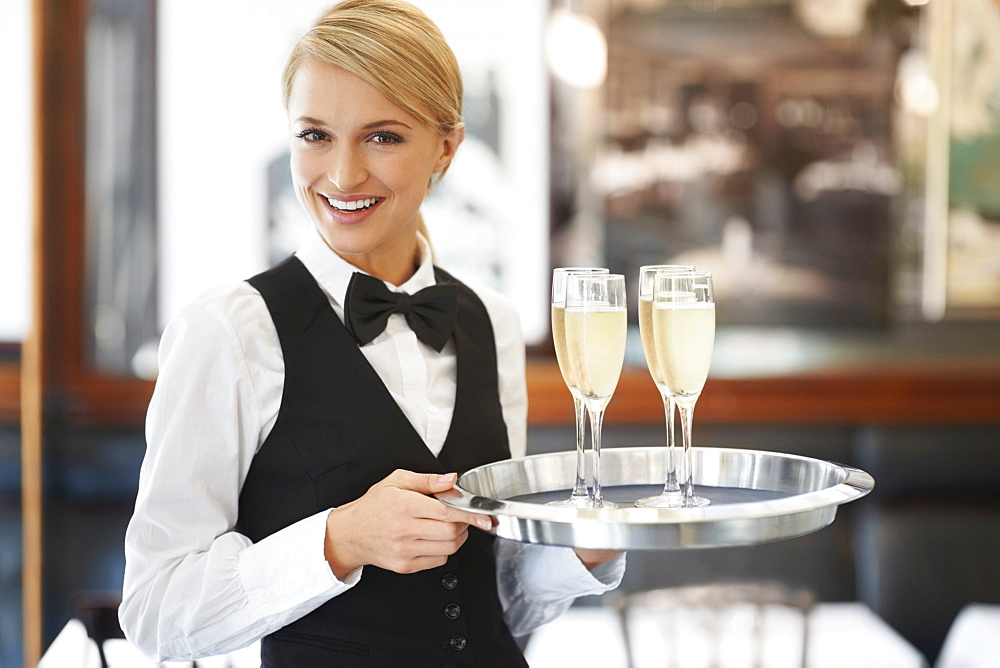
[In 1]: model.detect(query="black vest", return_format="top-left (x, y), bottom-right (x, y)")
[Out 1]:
top-left (240, 257), bottom-right (527, 667)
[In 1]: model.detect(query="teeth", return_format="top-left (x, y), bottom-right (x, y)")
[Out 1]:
top-left (327, 197), bottom-right (377, 211)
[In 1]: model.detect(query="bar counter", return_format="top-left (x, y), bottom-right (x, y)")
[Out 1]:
top-left (528, 325), bottom-right (1000, 426)
top-left (2, 324), bottom-right (998, 427)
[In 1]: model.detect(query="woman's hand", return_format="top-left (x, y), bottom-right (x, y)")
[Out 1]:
top-left (573, 548), bottom-right (624, 571)
top-left (324, 469), bottom-right (493, 579)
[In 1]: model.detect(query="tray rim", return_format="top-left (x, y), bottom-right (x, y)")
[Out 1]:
top-left (438, 446), bottom-right (875, 527)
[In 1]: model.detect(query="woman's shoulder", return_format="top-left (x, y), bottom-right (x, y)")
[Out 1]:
top-left (175, 280), bottom-right (268, 327)
top-left (156, 279), bottom-right (282, 378)
top-left (163, 279), bottom-right (275, 354)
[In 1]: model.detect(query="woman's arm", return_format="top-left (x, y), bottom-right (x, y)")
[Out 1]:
top-left (119, 288), bottom-right (349, 661)
top-left (496, 541), bottom-right (627, 637)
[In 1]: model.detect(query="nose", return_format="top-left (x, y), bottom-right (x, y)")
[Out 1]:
top-left (326, 143), bottom-right (367, 192)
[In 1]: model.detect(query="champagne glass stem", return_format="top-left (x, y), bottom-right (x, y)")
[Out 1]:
top-left (661, 392), bottom-right (680, 495)
top-left (588, 402), bottom-right (609, 508)
top-left (634, 393), bottom-right (682, 508)
top-left (569, 394), bottom-right (590, 503)
top-left (676, 395), bottom-right (709, 507)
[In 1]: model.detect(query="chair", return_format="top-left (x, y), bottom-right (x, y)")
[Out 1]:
top-left (69, 590), bottom-right (125, 668)
top-left (608, 581), bottom-right (816, 668)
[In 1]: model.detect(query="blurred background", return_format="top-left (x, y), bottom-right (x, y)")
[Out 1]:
top-left (2, 0), bottom-right (999, 665)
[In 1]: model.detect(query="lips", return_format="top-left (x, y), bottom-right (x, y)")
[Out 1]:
top-left (319, 194), bottom-right (383, 223)
top-left (326, 196), bottom-right (379, 211)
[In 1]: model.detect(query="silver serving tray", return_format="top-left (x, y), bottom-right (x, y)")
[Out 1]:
top-left (437, 447), bottom-right (874, 550)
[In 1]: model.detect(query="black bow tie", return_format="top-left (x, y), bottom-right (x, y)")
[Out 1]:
top-left (344, 272), bottom-right (458, 352)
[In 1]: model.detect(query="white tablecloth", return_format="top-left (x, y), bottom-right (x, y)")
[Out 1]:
top-left (936, 604), bottom-right (1000, 668)
top-left (523, 602), bottom-right (928, 668)
top-left (37, 621), bottom-right (261, 668)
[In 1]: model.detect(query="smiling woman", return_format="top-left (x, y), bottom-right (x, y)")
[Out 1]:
top-left (286, 58), bottom-right (465, 284)
top-left (117, 2), bottom-right (623, 666)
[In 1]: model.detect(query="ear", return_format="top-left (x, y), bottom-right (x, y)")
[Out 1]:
top-left (433, 123), bottom-right (466, 174)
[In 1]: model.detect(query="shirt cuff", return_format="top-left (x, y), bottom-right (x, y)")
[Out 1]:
top-left (238, 509), bottom-right (359, 617)
top-left (588, 553), bottom-right (627, 586)
top-left (518, 543), bottom-right (626, 602)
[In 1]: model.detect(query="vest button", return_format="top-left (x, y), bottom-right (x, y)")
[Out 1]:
top-left (444, 603), bottom-right (462, 619)
top-left (441, 573), bottom-right (459, 589)
top-left (449, 635), bottom-right (467, 651)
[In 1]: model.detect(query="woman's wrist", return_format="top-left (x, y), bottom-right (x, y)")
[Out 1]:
top-left (573, 548), bottom-right (623, 571)
top-left (324, 505), bottom-right (362, 580)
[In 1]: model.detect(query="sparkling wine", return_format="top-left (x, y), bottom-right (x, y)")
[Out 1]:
top-left (564, 306), bottom-right (627, 400)
top-left (653, 302), bottom-right (715, 396)
top-left (639, 295), bottom-right (665, 387)
top-left (551, 304), bottom-right (577, 390)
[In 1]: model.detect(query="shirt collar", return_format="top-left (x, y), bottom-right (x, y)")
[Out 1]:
top-left (294, 228), bottom-right (436, 308)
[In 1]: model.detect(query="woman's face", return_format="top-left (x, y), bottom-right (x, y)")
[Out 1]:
top-left (287, 58), bottom-right (463, 282)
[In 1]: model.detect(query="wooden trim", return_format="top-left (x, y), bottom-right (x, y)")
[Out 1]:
top-left (6, 357), bottom-right (1000, 429)
top-left (1, 363), bottom-right (155, 426)
top-left (21, 343), bottom-right (43, 668)
top-left (58, 376), bottom-right (155, 426)
top-left (0, 363), bottom-right (19, 424)
top-left (42, 0), bottom-right (87, 391)
top-left (23, 0), bottom-right (88, 662)
top-left (526, 359), bottom-right (1000, 426)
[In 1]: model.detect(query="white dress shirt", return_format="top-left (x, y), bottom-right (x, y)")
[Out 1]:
top-left (119, 230), bottom-right (625, 661)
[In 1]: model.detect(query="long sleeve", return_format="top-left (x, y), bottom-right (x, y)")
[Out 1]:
top-left (119, 287), bottom-right (357, 661)
top-left (497, 540), bottom-right (626, 637)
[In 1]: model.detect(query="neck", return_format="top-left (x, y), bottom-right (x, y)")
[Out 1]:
top-left (336, 238), bottom-right (421, 286)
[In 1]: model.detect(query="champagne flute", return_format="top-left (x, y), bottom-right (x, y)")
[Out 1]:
top-left (634, 264), bottom-right (695, 509)
top-left (564, 273), bottom-right (627, 509)
top-left (649, 271), bottom-right (715, 507)
top-left (550, 267), bottom-right (609, 507)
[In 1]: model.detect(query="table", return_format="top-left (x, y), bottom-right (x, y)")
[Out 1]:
top-left (523, 602), bottom-right (928, 668)
top-left (936, 604), bottom-right (1000, 668)
top-left (37, 621), bottom-right (261, 668)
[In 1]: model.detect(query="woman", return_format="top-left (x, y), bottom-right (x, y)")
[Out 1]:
top-left (119, 1), bottom-right (624, 665)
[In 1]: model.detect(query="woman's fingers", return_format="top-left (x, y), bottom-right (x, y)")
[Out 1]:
top-left (383, 468), bottom-right (458, 494)
top-left (367, 515), bottom-right (472, 574)
top-left (382, 469), bottom-right (492, 531)
top-left (325, 469), bottom-right (492, 577)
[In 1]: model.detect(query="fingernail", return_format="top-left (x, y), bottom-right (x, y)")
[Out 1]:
top-left (438, 473), bottom-right (457, 485)
top-left (476, 516), bottom-right (492, 531)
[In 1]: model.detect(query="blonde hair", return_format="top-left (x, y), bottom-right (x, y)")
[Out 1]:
top-left (283, 0), bottom-right (463, 248)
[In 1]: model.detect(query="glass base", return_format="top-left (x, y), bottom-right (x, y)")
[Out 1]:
top-left (683, 495), bottom-right (711, 508)
top-left (547, 493), bottom-right (592, 508)
top-left (548, 495), bottom-right (619, 509)
top-left (634, 491), bottom-right (684, 508)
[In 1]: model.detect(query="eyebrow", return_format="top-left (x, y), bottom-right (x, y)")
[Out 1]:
top-left (294, 116), bottom-right (328, 128)
top-left (363, 119), bottom-right (413, 130)
top-left (293, 116), bottom-right (413, 131)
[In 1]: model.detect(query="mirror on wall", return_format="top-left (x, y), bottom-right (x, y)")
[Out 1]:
top-left (936, 0), bottom-right (1000, 317)
top-left (550, 0), bottom-right (1000, 330)
top-left (84, 0), bottom-right (159, 376)
top-left (554, 0), bottom-right (907, 328)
